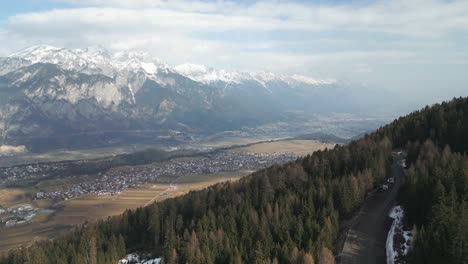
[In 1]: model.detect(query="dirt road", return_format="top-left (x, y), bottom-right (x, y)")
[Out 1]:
top-left (338, 156), bottom-right (404, 264)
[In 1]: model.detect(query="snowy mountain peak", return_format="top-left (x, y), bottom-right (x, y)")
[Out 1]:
top-left (175, 63), bottom-right (281, 86)
top-left (5, 45), bottom-right (336, 91)
top-left (174, 63), bottom-right (241, 84)
top-left (8, 45), bottom-right (116, 76)
top-left (112, 50), bottom-right (170, 74)
top-left (9, 45), bottom-right (64, 63)
top-left (7, 45), bottom-right (174, 77)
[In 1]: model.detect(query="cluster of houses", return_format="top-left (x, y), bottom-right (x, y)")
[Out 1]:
top-left (0, 204), bottom-right (37, 227)
top-left (0, 162), bottom-right (68, 186)
top-left (35, 151), bottom-right (297, 201)
top-left (164, 151), bottom-right (297, 175)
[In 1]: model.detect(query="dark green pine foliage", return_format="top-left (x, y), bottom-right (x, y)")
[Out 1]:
top-left (396, 142), bottom-right (468, 263)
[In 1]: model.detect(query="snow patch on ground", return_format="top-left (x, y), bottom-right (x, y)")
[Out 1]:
top-left (118, 253), bottom-right (161, 264)
top-left (386, 206), bottom-right (413, 264)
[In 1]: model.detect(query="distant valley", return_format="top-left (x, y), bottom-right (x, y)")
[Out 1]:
top-left (0, 45), bottom-right (392, 153)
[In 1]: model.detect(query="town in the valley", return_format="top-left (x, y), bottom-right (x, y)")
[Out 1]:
top-left (0, 151), bottom-right (297, 204)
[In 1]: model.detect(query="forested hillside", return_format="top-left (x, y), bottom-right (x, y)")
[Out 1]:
top-left (373, 97), bottom-right (468, 263)
top-left (400, 142), bottom-right (468, 263)
top-left (373, 97), bottom-right (468, 152)
top-left (2, 97), bottom-right (468, 264)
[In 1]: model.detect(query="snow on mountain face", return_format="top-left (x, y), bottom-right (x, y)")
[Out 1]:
top-left (112, 50), bottom-right (170, 73)
top-left (173, 63), bottom-right (209, 76)
top-left (9, 45), bottom-right (116, 76)
top-left (112, 50), bottom-right (174, 93)
top-left (6, 45), bottom-right (182, 100)
top-left (0, 57), bottom-right (31, 75)
top-left (9, 45), bottom-right (60, 62)
top-left (6, 45), bottom-right (336, 91)
top-left (171, 63), bottom-right (258, 85)
top-left (174, 63), bottom-right (336, 87)
top-left (7, 45), bottom-right (172, 81)
top-left (3, 45), bottom-right (339, 110)
top-left (287, 74), bottom-right (336, 86)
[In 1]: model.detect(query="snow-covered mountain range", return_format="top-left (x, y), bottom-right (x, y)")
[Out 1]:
top-left (174, 63), bottom-right (336, 88)
top-left (0, 45), bottom-right (386, 151)
top-left (3, 45), bottom-right (336, 95)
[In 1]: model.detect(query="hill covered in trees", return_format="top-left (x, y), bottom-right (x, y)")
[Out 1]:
top-left (375, 98), bottom-right (468, 263)
top-left (2, 97), bottom-right (468, 264)
top-left (369, 97), bottom-right (468, 263)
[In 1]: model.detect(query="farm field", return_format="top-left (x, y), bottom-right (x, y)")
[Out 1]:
top-left (0, 188), bottom-right (33, 209)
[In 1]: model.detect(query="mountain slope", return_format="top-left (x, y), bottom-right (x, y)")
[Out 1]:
top-left (0, 62), bottom-right (232, 151)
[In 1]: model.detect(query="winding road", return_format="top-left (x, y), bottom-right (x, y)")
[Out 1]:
top-left (338, 155), bottom-right (405, 264)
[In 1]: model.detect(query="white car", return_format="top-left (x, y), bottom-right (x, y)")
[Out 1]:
top-left (387, 177), bottom-right (395, 183)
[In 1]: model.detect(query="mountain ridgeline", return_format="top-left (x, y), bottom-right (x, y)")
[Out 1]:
top-left (2, 97), bottom-right (468, 264)
top-left (0, 45), bottom-right (394, 152)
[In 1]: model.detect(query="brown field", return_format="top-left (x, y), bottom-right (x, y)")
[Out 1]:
top-left (0, 188), bottom-right (36, 209)
top-left (0, 175), bottom-right (96, 210)
top-left (0, 171), bottom-right (248, 253)
top-left (231, 139), bottom-right (335, 156)
top-left (0, 211), bottom-right (70, 253)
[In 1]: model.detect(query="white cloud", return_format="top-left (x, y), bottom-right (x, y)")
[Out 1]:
top-left (52, 0), bottom-right (232, 12)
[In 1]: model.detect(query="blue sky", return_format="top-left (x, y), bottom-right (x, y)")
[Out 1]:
top-left (0, 1), bottom-right (71, 20)
top-left (0, 0), bottom-right (467, 108)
